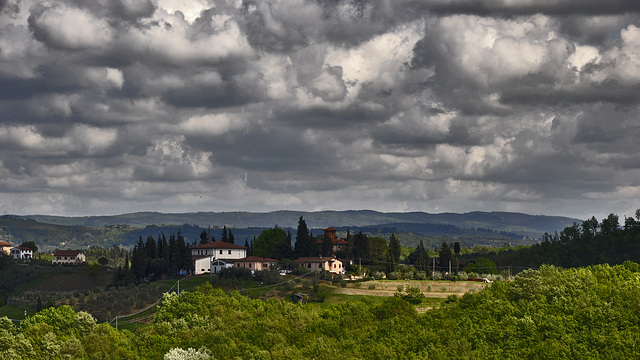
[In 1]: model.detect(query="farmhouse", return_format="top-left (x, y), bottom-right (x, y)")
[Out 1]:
top-left (234, 256), bottom-right (278, 272)
top-left (317, 227), bottom-right (348, 253)
top-left (296, 257), bottom-right (343, 275)
top-left (191, 241), bottom-right (248, 275)
top-left (10, 247), bottom-right (33, 260)
top-left (52, 250), bottom-right (86, 265)
top-left (0, 241), bottom-right (11, 255)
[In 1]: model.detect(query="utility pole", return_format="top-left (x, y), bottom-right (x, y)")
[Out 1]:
top-left (432, 258), bottom-right (436, 276)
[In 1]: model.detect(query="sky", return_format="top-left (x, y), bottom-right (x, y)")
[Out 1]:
top-left (1, 0), bottom-right (640, 221)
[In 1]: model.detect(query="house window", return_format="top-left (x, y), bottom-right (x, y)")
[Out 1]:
top-left (249, 263), bottom-right (252, 268)
top-left (220, 250), bottom-right (223, 254)
top-left (228, 250), bottom-right (231, 254)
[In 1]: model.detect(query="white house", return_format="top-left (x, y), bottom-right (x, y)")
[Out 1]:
top-left (52, 250), bottom-right (86, 265)
top-left (191, 241), bottom-right (248, 275)
top-left (10, 247), bottom-right (33, 261)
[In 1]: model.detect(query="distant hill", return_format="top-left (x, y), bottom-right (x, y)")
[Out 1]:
top-left (22, 210), bottom-right (580, 238)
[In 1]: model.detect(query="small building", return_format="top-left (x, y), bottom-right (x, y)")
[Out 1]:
top-left (211, 259), bottom-right (233, 274)
top-left (295, 257), bottom-right (343, 275)
top-left (234, 256), bottom-right (278, 272)
top-left (10, 247), bottom-right (33, 261)
top-left (52, 250), bottom-right (86, 265)
top-left (193, 255), bottom-right (214, 275)
top-left (0, 241), bottom-right (11, 255)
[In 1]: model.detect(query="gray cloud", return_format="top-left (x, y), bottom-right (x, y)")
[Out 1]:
top-left (0, 0), bottom-right (639, 220)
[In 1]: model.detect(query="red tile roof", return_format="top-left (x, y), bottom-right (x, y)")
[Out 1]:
top-left (296, 257), bottom-right (341, 263)
top-left (191, 241), bottom-right (247, 250)
top-left (235, 256), bottom-right (278, 262)
top-left (0, 241), bottom-right (11, 247)
top-left (53, 250), bottom-right (84, 257)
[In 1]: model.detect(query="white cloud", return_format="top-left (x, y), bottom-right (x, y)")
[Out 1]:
top-left (30, 4), bottom-right (113, 50)
top-left (179, 113), bottom-right (248, 135)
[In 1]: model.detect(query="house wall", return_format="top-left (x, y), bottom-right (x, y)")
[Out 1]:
top-left (235, 261), bottom-right (275, 271)
top-left (194, 257), bottom-right (213, 275)
top-left (192, 248), bottom-right (246, 259)
top-left (52, 253), bottom-right (85, 265)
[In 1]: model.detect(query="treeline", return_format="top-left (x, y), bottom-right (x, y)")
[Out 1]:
top-left (482, 211), bottom-right (640, 269)
top-left (116, 232), bottom-right (193, 284)
top-left (2, 262), bottom-right (640, 358)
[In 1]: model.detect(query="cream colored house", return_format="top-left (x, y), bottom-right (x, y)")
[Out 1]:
top-left (0, 241), bottom-right (11, 255)
top-left (52, 250), bottom-right (86, 265)
top-left (234, 256), bottom-right (278, 272)
top-left (295, 257), bottom-right (343, 275)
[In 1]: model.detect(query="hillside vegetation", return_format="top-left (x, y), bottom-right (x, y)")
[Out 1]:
top-left (1, 262), bottom-right (638, 359)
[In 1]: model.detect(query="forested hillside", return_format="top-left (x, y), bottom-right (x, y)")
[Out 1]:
top-left (23, 210), bottom-right (578, 237)
top-left (480, 213), bottom-right (640, 269)
top-left (1, 263), bottom-right (639, 359)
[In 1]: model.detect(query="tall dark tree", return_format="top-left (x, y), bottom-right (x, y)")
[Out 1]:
top-left (295, 216), bottom-right (315, 257)
top-left (144, 235), bottom-right (157, 260)
top-left (177, 230), bottom-right (192, 273)
top-left (221, 226), bottom-right (229, 243)
top-left (439, 242), bottom-right (452, 270)
top-left (387, 233), bottom-right (401, 273)
top-left (353, 232), bottom-right (370, 263)
top-left (131, 236), bottom-right (148, 282)
top-left (228, 229), bottom-right (235, 245)
top-left (453, 242), bottom-right (461, 255)
top-left (415, 240), bottom-right (428, 271)
top-left (199, 229), bottom-right (209, 244)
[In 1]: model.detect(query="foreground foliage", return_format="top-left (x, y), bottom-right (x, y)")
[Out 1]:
top-left (2, 263), bottom-right (640, 359)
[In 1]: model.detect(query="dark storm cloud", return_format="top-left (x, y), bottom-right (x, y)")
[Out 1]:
top-left (1, 0), bottom-right (640, 219)
top-left (421, 0), bottom-right (640, 16)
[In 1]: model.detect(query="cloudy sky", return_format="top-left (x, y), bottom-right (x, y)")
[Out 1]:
top-left (1, 0), bottom-right (640, 220)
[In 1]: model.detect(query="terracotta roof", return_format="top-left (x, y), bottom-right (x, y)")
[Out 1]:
top-left (0, 241), bottom-right (11, 247)
top-left (14, 247), bottom-right (32, 251)
top-left (295, 257), bottom-right (341, 263)
top-left (191, 241), bottom-right (247, 250)
top-left (323, 227), bottom-right (338, 231)
top-left (235, 256), bottom-right (278, 262)
top-left (53, 250), bottom-right (84, 257)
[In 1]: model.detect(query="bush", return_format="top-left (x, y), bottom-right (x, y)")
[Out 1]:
top-left (386, 271), bottom-right (401, 280)
top-left (414, 271), bottom-right (427, 280)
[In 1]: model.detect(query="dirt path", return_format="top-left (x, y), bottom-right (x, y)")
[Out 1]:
top-left (332, 280), bottom-right (486, 298)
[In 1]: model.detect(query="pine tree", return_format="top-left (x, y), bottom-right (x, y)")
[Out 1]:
top-left (416, 240), bottom-right (428, 272)
top-left (228, 229), bottom-right (235, 245)
top-left (294, 216), bottom-right (311, 257)
top-left (439, 242), bottom-right (452, 270)
top-left (199, 229), bottom-right (209, 244)
top-left (221, 226), bottom-right (229, 243)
